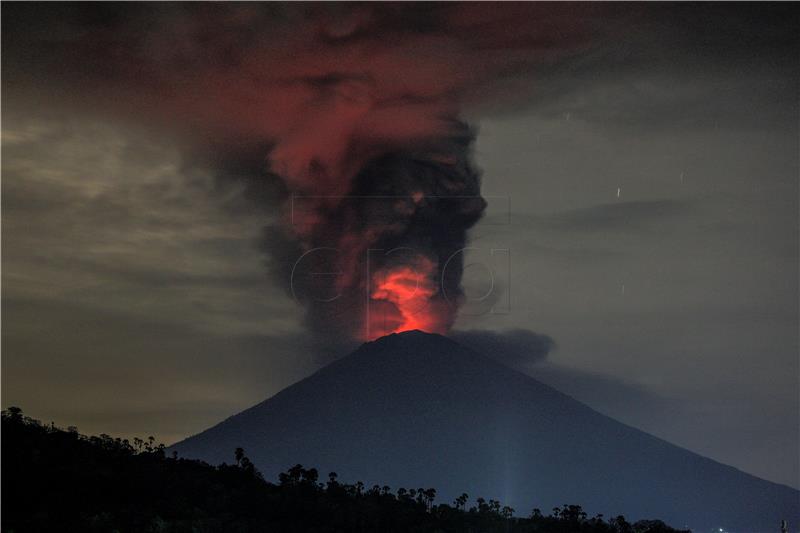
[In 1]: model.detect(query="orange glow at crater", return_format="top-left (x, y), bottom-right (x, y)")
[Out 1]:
top-left (366, 256), bottom-right (450, 340)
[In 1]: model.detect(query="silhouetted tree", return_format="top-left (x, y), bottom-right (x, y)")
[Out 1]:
top-left (454, 493), bottom-right (468, 510)
top-left (1, 407), bottom-right (693, 533)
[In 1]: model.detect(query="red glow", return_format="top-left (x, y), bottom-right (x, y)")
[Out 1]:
top-left (366, 256), bottom-right (449, 340)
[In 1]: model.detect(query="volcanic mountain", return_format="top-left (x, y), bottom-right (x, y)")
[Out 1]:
top-left (171, 331), bottom-right (798, 532)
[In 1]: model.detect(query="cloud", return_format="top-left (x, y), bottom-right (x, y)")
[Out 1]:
top-left (449, 328), bottom-right (663, 414)
top-left (1, 295), bottom-right (319, 445)
top-left (2, 3), bottom-right (602, 346)
top-left (450, 329), bottom-right (679, 446)
top-left (531, 200), bottom-right (693, 233)
top-left (0, 114), bottom-right (299, 337)
top-left (477, 4), bottom-right (799, 131)
top-left (450, 328), bottom-right (555, 366)
top-left (528, 362), bottom-right (676, 420)
top-left (2, 3), bottom-right (596, 139)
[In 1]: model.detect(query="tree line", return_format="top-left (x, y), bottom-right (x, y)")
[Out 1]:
top-left (2, 407), bottom-right (690, 533)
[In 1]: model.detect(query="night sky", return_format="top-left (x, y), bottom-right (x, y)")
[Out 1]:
top-left (2, 3), bottom-right (798, 489)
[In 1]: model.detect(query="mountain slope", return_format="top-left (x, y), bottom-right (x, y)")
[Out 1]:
top-left (171, 331), bottom-right (799, 532)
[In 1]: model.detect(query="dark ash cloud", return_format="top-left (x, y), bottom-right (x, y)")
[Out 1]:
top-left (1, 2), bottom-right (599, 346)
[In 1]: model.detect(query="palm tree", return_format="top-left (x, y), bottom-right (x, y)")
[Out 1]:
top-left (234, 447), bottom-right (245, 466)
top-left (423, 488), bottom-right (436, 510)
top-left (454, 493), bottom-right (468, 510)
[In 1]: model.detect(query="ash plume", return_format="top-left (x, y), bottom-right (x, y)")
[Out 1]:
top-left (3, 3), bottom-right (597, 347)
top-left (280, 124), bottom-right (486, 344)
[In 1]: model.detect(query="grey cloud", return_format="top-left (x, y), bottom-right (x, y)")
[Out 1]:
top-left (527, 361), bottom-right (677, 423)
top-left (450, 329), bottom-right (682, 453)
top-left (450, 328), bottom-right (555, 367)
top-left (2, 295), bottom-right (319, 445)
top-left (0, 114), bottom-right (299, 339)
top-left (481, 5), bottom-right (799, 131)
top-left (528, 199), bottom-right (693, 233)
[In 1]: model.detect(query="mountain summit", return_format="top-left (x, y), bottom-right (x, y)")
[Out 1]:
top-left (171, 331), bottom-right (798, 531)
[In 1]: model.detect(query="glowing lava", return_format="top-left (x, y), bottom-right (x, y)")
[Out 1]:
top-left (367, 256), bottom-right (450, 340)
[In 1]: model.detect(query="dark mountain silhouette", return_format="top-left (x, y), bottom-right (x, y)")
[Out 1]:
top-left (171, 330), bottom-right (799, 532)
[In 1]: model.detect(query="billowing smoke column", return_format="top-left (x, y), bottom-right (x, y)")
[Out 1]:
top-left (212, 4), bottom-right (588, 347)
top-left (5, 3), bottom-right (593, 347)
top-left (278, 122), bottom-right (485, 342)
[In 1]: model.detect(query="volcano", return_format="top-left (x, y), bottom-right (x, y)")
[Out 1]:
top-left (170, 331), bottom-right (798, 532)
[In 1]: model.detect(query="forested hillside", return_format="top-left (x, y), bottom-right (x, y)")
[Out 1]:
top-left (2, 407), bottom-right (688, 533)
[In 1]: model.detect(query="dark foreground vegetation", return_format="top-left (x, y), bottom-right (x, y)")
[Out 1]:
top-left (2, 408), bottom-right (690, 533)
